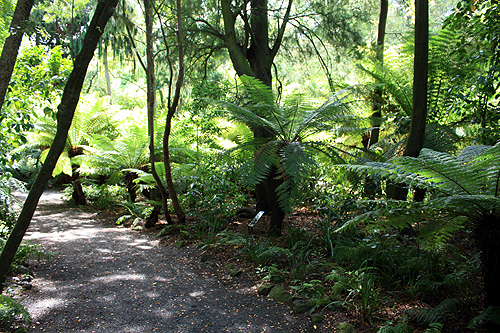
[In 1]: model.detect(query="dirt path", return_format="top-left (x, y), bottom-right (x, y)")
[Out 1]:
top-left (17, 191), bottom-right (315, 332)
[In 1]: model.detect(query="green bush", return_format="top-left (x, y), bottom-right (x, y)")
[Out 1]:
top-left (0, 295), bottom-right (31, 332)
top-left (0, 239), bottom-right (51, 272)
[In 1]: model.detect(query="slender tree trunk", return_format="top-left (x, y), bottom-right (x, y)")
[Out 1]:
top-left (364, 0), bottom-right (388, 199)
top-left (163, 0), bottom-right (185, 224)
top-left (368, 0), bottom-right (388, 147)
top-left (0, 0), bottom-right (35, 113)
top-left (404, 0), bottom-right (428, 159)
top-left (388, 0), bottom-right (428, 204)
top-left (0, 0), bottom-right (119, 293)
top-left (144, 0), bottom-right (172, 225)
top-left (103, 45), bottom-right (112, 104)
top-left (387, 0), bottom-right (428, 236)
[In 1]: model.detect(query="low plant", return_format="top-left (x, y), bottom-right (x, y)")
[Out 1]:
top-left (115, 201), bottom-right (153, 226)
top-left (0, 295), bottom-right (31, 332)
top-left (82, 184), bottom-right (128, 209)
top-left (0, 239), bottom-right (51, 272)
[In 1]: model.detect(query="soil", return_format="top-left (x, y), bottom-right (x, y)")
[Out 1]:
top-left (11, 190), bottom-right (325, 333)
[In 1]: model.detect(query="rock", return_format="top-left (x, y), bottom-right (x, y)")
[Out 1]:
top-left (267, 285), bottom-right (292, 304)
top-left (200, 253), bottom-right (214, 262)
top-left (15, 265), bottom-right (31, 275)
top-left (257, 283), bottom-right (273, 296)
top-left (336, 322), bottom-right (356, 333)
top-left (310, 313), bottom-right (324, 323)
top-left (292, 299), bottom-right (312, 314)
top-left (19, 281), bottom-right (33, 290)
top-left (174, 240), bottom-right (186, 248)
top-left (13, 328), bottom-right (28, 333)
top-left (22, 275), bottom-right (33, 282)
top-left (229, 268), bottom-right (243, 277)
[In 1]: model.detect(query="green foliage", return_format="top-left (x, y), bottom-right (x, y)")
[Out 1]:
top-left (0, 176), bottom-right (24, 238)
top-left (27, 95), bottom-right (119, 177)
top-left (409, 298), bottom-right (461, 327)
top-left (0, 238), bottom-right (51, 272)
top-left (468, 306), bottom-right (500, 330)
top-left (0, 45), bottom-right (72, 170)
top-left (0, 295), bottom-right (31, 331)
top-left (81, 123), bottom-right (150, 178)
top-left (180, 160), bottom-right (247, 244)
top-left (116, 200), bottom-right (152, 226)
top-left (82, 184), bottom-right (128, 209)
top-left (377, 321), bottom-right (414, 333)
top-left (340, 143), bottom-right (500, 245)
top-left (220, 75), bottom-right (363, 214)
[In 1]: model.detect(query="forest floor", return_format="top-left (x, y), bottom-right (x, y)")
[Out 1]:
top-left (9, 190), bottom-right (333, 333)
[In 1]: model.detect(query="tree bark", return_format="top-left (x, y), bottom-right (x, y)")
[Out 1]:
top-left (388, 0), bottom-right (428, 203)
top-left (0, 0), bottom-right (35, 113)
top-left (162, 0), bottom-right (186, 224)
top-left (0, 0), bottom-right (119, 292)
top-left (387, 0), bottom-right (428, 237)
top-left (404, 0), bottom-right (428, 159)
top-left (368, 0), bottom-right (388, 147)
top-left (103, 45), bottom-right (112, 103)
top-left (144, 0), bottom-right (172, 224)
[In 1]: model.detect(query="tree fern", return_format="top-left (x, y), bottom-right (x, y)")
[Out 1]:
top-left (341, 142), bottom-right (500, 325)
top-left (219, 75), bottom-right (364, 215)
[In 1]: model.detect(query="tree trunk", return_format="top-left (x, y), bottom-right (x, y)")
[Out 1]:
top-left (475, 214), bottom-right (500, 315)
top-left (0, 0), bottom-right (119, 293)
top-left (103, 45), bottom-right (112, 104)
top-left (0, 0), bottom-right (35, 112)
top-left (124, 171), bottom-right (137, 202)
top-left (163, 0), bottom-right (186, 224)
top-left (388, 0), bottom-right (428, 203)
top-left (387, 0), bottom-right (427, 237)
top-left (368, 0), bottom-right (388, 148)
top-left (404, 0), bottom-right (428, 159)
top-left (144, 0), bottom-right (172, 224)
top-left (221, 0), bottom-right (292, 236)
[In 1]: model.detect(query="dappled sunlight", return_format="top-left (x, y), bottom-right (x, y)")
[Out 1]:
top-left (189, 290), bottom-right (205, 297)
top-left (29, 297), bottom-right (67, 318)
top-left (90, 273), bottom-right (146, 283)
top-left (20, 191), bottom-right (312, 333)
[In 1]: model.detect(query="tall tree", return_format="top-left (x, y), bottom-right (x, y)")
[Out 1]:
top-left (368, 0), bottom-right (388, 148)
top-left (144, 0), bottom-right (173, 226)
top-left (387, 0), bottom-right (428, 204)
top-left (0, 0), bottom-right (35, 113)
top-left (404, 0), bottom-right (428, 159)
top-left (221, 0), bottom-right (292, 236)
top-left (0, 0), bottom-right (119, 292)
top-left (160, 0), bottom-right (186, 224)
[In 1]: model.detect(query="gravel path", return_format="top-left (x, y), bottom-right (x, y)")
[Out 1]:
top-left (17, 191), bottom-right (316, 333)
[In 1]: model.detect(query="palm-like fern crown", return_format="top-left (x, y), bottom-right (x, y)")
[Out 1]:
top-left (230, 75), bottom-right (363, 143)
top-left (220, 75), bottom-right (366, 213)
top-left (80, 124), bottom-right (150, 176)
top-left (29, 97), bottom-right (118, 151)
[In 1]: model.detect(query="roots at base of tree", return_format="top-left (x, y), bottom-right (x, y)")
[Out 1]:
top-left (72, 180), bottom-right (86, 205)
top-left (145, 206), bottom-right (160, 228)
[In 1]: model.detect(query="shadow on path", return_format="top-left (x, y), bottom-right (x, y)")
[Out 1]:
top-left (19, 191), bottom-right (315, 332)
